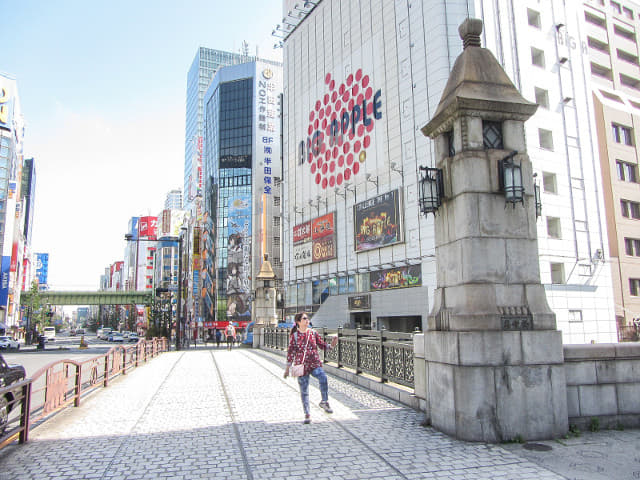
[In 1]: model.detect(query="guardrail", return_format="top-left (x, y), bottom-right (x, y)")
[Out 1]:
top-left (264, 327), bottom-right (415, 388)
top-left (0, 337), bottom-right (168, 450)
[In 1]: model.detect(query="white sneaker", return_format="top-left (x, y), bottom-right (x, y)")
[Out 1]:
top-left (319, 401), bottom-right (333, 413)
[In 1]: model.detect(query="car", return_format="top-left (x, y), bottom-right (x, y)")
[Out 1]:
top-left (69, 329), bottom-right (76, 336)
top-left (0, 336), bottom-right (19, 350)
top-left (0, 352), bottom-right (26, 433)
top-left (76, 328), bottom-right (85, 335)
top-left (108, 332), bottom-right (124, 342)
top-left (128, 333), bottom-right (139, 343)
top-left (98, 329), bottom-right (112, 340)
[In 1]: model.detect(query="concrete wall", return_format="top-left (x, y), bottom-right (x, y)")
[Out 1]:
top-left (564, 343), bottom-right (640, 430)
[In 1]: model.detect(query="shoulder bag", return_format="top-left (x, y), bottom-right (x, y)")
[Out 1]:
top-left (290, 331), bottom-right (311, 377)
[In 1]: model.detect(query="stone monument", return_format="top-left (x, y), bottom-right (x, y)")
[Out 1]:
top-left (420, 18), bottom-right (568, 442)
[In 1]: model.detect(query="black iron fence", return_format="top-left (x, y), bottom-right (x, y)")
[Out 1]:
top-left (0, 337), bottom-right (169, 450)
top-left (264, 327), bottom-right (415, 388)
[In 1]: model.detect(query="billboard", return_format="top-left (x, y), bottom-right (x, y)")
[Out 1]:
top-left (0, 257), bottom-right (9, 307)
top-left (138, 216), bottom-right (158, 239)
top-left (370, 265), bottom-right (421, 291)
top-left (354, 189), bottom-right (403, 252)
top-left (293, 212), bottom-right (337, 266)
top-left (226, 195), bottom-right (252, 320)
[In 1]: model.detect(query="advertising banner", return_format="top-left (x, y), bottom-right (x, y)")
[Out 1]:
top-left (293, 242), bottom-right (313, 266)
top-left (0, 256), bottom-right (9, 307)
top-left (139, 216), bottom-right (158, 239)
top-left (312, 235), bottom-right (337, 262)
top-left (35, 253), bottom-right (49, 286)
top-left (226, 195), bottom-right (252, 321)
top-left (370, 265), bottom-right (421, 291)
top-left (129, 217), bottom-right (139, 240)
top-left (293, 221), bottom-right (311, 244)
top-left (354, 189), bottom-right (403, 252)
top-left (311, 212), bottom-right (335, 239)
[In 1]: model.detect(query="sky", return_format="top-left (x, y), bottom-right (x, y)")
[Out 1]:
top-left (2, 0), bottom-right (283, 290)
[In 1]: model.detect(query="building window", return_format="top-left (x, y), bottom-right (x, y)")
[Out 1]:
top-left (551, 263), bottom-right (565, 284)
top-left (630, 278), bottom-right (640, 296)
top-left (446, 130), bottom-right (455, 157)
top-left (531, 47), bottom-right (546, 68)
top-left (624, 6), bottom-right (634, 18)
top-left (612, 123), bottom-right (634, 145)
top-left (482, 121), bottom-right (503, 149)
top-left (542, 172), bottom-right (557, 193)
top-left (568, 310), bottom-right (583, 322)
top-left (611, 1), bottom-right (622, 14)
top-left (621, 199), bottom-right (640, 219)
top-left (547, 216), bottom-right (561, 238)
top-left (588, 36), bottom-right (610, 53)
top-left (539, 128), bottom-right (554, 150)
top-left (620, 73), bottom-right (640, 91)
top-left (614, 24), bottom-right (636, 41)
top-left (624, 237), bottom-right (640, 256)
top-left (527, 9), bottom-right (541, 28)
top-left (585, 11), bottom-right (607, 27)
top-left (617, 49), bottom-right (639, 65)
top-left (616, 160), bottom-right (637, 182)
top-left (535, 87), bottom-right (549, 109)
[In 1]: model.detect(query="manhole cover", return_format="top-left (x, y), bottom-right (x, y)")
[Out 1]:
top-left (523, 443), bottom-right (553, 452)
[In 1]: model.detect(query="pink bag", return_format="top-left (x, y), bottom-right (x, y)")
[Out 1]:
top-left (290, 331), bottom-right (310, 377)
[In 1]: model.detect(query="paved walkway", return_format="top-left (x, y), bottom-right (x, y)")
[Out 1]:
top-left (0, 347), bottom-right (639, 480)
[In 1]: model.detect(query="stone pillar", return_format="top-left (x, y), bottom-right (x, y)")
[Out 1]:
top-left (419, 19), bottom-right (567, 442)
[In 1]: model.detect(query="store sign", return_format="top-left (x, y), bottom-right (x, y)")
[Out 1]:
top-left (293, 212), bottom-right (337, 265)
top-left (348, 294), bottom-right (370, 310)
top-left (299, 69), bottom-right (383, 189)
top-left (354, 189), bottom-right (403, 252)
top-left (293, 221), bottom-right (311, 244)
top-left (312, 235), bottom-right (336, 263)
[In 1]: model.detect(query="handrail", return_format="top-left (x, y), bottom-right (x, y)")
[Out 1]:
top-left (263, 327), bottom-right (415, 388)
top-left (0, 337), bottom-right (168, 450)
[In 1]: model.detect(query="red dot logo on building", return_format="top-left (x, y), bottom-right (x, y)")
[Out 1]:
top-left (301, 69), bottom-right (383, 190)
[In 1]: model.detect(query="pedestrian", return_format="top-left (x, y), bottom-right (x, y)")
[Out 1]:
top-left (284, 311), bottom-right (338, 424)
top-left (225, 323), bottom-right (236, 350)
top-left (215, 329), bottom-right (222, 349)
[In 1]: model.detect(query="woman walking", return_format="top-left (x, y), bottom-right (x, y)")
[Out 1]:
top-left (284, 312), bottom-right (338, 424)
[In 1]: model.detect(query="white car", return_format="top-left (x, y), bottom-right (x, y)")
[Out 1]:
top-left (0, 336), bottom-right (19, 350)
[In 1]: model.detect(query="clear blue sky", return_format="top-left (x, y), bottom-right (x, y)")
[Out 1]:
top-left (2, 0), bottom-right (282, 289)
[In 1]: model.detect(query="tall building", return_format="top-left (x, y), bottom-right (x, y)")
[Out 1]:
top-left (279, 0), bottom-right (618, 344)
top-left (580, 0), bottom-right (640, 336)
top-left (0, 72), bottom-right (26, 330)
top-left (124, 216), bottom-right (158, 291)
top-left (164, 189), bottom-right (182, 210)
top-left (184, 48), bottom-right (255, 211)
top-left (21, 157), bottom-right (36, 291)
top-left (201, 59), bottom-right (283, 331)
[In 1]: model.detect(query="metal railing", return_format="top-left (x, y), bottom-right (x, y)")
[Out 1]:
top-left (264, 327), bottom-right (415, 388)
top-left (618, 325), bottom-right (640, 342)
top-left (0, 337), bottom-right (168, 450)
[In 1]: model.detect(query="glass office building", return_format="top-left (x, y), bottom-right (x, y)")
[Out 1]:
top-left (184, 48), bottom-right (255, 210)
top-left (201, 61), bottom-right (282, 327)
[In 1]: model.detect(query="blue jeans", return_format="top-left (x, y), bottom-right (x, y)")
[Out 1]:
top-left (297, 367), bottom-right (329, 415)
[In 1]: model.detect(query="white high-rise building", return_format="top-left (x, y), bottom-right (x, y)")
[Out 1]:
top-left (280, 0), bottom-right (618, 344)
top-left (164, 189), bottom-right (182, 210)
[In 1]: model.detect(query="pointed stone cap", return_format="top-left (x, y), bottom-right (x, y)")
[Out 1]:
top-left (421, 18), bottom-right (537, 138)
top-left (256, 253), bottom-right (276, 281)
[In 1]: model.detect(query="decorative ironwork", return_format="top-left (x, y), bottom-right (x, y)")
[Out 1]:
top-left (263, 327), bottom-right (415, 389)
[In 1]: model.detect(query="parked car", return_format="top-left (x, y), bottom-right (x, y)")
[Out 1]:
top-left (108, 332), bottom-right (124, 342)
top-left (128, 333), bottom-right (139, 343)
top-left (0, 353), bottom-right (26, 433)
top-left (0, 336), bottom-right (19, 350)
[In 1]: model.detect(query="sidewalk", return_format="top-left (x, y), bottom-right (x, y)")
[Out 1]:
top-left (0, 347), bottom-right (637, 479)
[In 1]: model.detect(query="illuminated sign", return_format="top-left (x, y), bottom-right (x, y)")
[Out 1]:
top-left (300, 70), bottom-right (383, 189)
top-left (370, 265), bottom-right (422, 291)
top-left (354, 189), bottom-right (403, 252)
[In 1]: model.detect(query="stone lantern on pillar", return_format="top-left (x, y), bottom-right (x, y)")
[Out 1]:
top-left (419, 18), bottom-right (567, 442)
top-left (254, 253), bottom-right (277, 328)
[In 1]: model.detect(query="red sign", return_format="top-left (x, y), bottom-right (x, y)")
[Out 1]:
top-left (203, 321), bottom-right (250, 329)
top-left (311, 212), bottom-right (335, 239)
top-left (293, 221), bottom-right (311, 243)
top-left (139, 216), bottom-right (158, 238)
top-left (9, 241), bottom-right (18, 272)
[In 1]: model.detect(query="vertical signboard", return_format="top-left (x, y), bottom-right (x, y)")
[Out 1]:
top-left (254, 62), bottom-right (282, 195)
top-left (227, 195), bottom-right (252, 320)
top-left (35, 252), bottom-right (49, 288)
